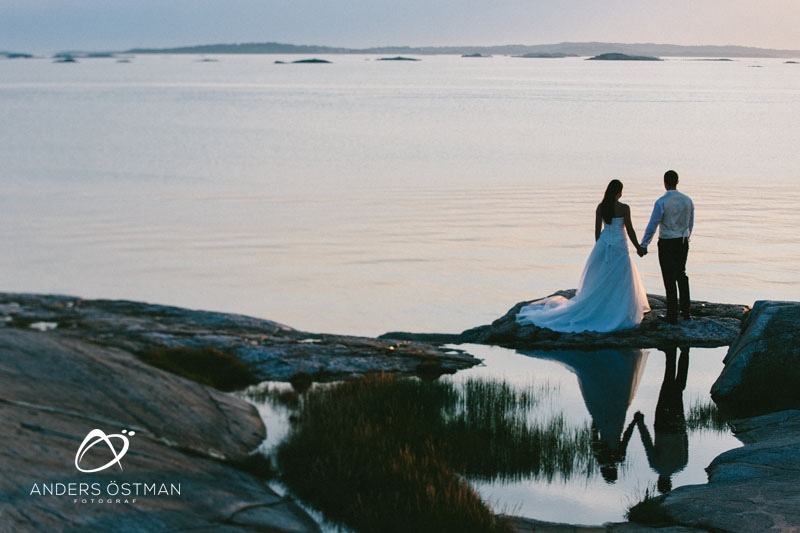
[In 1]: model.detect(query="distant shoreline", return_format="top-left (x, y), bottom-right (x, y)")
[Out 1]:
top-left (118, 41), bottom-right (800, 59)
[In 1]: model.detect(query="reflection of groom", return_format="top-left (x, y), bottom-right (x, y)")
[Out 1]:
top-left (639, 170), bottom-right (695, 324)
top-left (634, 346), bottom-right (690, 493)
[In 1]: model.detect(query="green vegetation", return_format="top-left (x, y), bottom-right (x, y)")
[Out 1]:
top-left (137, 346), bottom-right (258, 391)
top-left (275, 373), bottom-right (593, 533)
top-left (442, 378), bottom-right (586, 482)
top-left (626, 487), bottom-right (672, 525)
top-left (243, 382), bottom-right (302, 409)
top-left (686, 398), bottom-right (729, 432)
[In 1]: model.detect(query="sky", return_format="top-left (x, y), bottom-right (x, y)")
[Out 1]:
top-left (1, 0), bottom-right (799, 54)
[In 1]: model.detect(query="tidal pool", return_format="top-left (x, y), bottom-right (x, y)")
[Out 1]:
top-left (240, 343), bottom-right (741, 529)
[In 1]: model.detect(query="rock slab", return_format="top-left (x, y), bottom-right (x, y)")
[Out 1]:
top-left (0, 292), bottom-right (478, 381)
top-left (661, 410), bottom-right (800, 533)
top-left (711, 300), bottom-right (800, 409)
top-left (0, 328), bottom-right (319, 532)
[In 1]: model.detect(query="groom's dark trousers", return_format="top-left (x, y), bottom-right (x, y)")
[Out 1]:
top-left (657, 238), bottom-right (690, 321)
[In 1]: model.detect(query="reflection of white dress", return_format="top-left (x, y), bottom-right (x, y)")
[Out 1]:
top-left (519, 348), bottom-right (648, 447)
top-left (516, 217), bottom-right (650, 333)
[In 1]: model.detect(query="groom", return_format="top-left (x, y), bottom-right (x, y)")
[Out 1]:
top-left (639, 170), bottom-right (694, 324)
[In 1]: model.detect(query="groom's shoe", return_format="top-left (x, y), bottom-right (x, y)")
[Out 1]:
top-left (658, 314), bottom-right (678, 325)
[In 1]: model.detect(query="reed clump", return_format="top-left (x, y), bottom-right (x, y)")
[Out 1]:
top-left (137, 346), bottom-right (258, 391)
top-left (626, 488), bottom-right (671, 525)
top-left (276, 373), bottom-right (593, 532)
top-left (686, 398), bottom-right (729, 432)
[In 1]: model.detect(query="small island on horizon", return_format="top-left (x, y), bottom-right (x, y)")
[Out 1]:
top-left (587, 52), bottom-right (662, 61)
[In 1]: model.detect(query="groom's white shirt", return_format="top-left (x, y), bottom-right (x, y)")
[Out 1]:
top-left (640, 190), bottom-right (694, 248)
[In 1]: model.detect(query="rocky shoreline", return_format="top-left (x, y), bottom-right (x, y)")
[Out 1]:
top-left (383, 290), bottom-right (749, 349)
top-left (0, 292), bottom-right (478, 382)
top-left (508, 299), bottom-right (800, 533)
top-left (2, 292), bottom-right (798, 532)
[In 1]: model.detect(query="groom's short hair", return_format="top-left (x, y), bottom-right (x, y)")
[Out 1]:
top-left (664, 170), bottom-right (679, 188)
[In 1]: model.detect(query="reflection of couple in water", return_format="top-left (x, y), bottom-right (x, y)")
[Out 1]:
top-left (525, 345), bottom-right (690, 492)
top-left (592, 346), bottom-right (690, 493)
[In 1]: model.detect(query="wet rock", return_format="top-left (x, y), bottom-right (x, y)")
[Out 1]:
top-left (0, 328), bottom-right (319, 532)
top-left (711, 300), bottom-right (800, 416)
top-left (0, 292), bottom-right (477, 381)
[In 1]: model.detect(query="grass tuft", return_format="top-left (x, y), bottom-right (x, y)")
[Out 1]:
top-left (242, 383), bottom-right (301, 409)
top-left (137, 346), bottom-right (258, 391)
top-left (224, 452), bottom-right (276, 480)
top-left (686, 398), bottom-right (729, 432)
top-left (626, 487), bottom-right (671, 525)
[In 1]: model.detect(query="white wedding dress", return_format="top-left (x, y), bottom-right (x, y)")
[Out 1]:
top-left (516, 217), bottom-right (650, 333)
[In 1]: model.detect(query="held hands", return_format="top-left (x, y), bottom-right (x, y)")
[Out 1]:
top-left (636, 246), bottom-right (648, 257)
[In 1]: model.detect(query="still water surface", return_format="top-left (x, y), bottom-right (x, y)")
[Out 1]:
top-left (1, 54), bottom-right (799, 336)
top-left (246, 344), bottom-right (740, 526)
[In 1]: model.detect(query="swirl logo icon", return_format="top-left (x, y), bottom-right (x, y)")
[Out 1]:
top-left (75, 429), bottom-right (134, 473)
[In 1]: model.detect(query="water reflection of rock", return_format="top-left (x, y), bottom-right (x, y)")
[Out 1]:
top-left (518, 348), bottom-right (648, 481)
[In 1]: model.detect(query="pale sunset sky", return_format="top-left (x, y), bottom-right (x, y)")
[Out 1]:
top-left (1, 0), bottom-right (799, 53)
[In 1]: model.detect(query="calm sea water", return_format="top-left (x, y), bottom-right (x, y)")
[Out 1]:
top-left (1, 54), bottom-right (798, 336)
top-left (2, 54), bottom-right (791, 526)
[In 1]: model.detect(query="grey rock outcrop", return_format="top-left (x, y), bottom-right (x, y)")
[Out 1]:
top-left (508, 517), bottom-right (705, 533)
top-left (0, 292), bottom-right (477, 381)
top-left (0, 328), bottom-right (319, 532)
top-left (385, 291), bottom-right (748, 350)
top-left (711, 300), bottom-right (800, 414)
top-left (659, 410), bottom-right (800, 533)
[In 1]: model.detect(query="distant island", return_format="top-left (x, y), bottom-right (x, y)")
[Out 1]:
top-left (275, 58), bottom-right (332, 64)
top-left (120, 41), bottom-right (800, 58)
top-left (378, 56), bottom-right (420, 61)
top-left (1, 52), bottom-right (34, 59)
top-left (587, 53), bottom-right (662, 61)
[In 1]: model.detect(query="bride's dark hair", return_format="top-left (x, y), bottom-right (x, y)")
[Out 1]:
top-left (600, 179), bottom-right (623, 224)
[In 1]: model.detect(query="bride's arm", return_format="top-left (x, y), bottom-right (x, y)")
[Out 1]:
top-left (595, 206), bottom-right (602, 241)
top-left (624, 206), bottom-right (645, 254)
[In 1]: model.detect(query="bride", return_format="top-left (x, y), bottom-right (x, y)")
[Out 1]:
top-left (516, 179), bottom-right (650, 333)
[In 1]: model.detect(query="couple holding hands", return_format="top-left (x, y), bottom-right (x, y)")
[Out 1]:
top-left (517, 170), bottom-right (694, 332)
